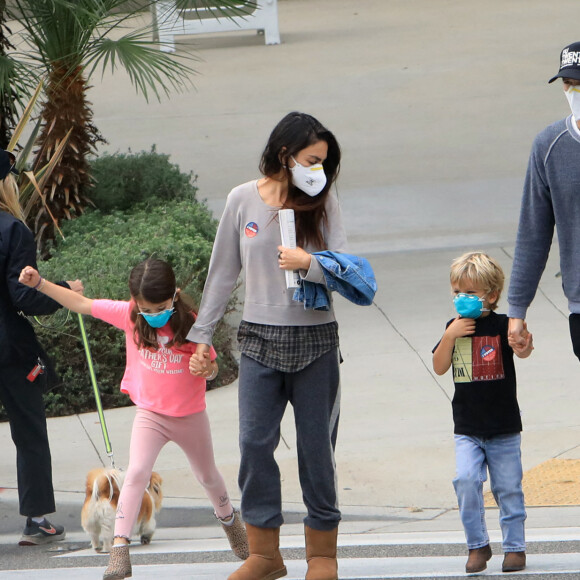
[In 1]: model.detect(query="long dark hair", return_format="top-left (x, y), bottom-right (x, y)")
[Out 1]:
top-left (128, 259), bottom-right (196, 349)
top-left (259, 112), bottom-right (341, 249)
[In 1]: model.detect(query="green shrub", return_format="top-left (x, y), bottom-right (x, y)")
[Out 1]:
top-left (88, 146), bottom-right (198, 213)
top-left (25, 200), bottom-right (238, 419)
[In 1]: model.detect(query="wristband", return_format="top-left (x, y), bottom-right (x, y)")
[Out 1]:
top-left (33, 276), bottom-right (45, 291)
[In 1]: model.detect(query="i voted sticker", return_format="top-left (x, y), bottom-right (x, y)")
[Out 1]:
top-left (480, 345), bottom-right (497, 361)
top-left (245, 222), bottom-right (259, 238)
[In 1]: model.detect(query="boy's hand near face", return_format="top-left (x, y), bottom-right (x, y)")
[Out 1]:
top-left (445, 316), bottom-right (476, 340)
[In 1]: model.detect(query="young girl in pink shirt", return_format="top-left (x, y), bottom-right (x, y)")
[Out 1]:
top-left (19, 258), bottom-right (248, 580)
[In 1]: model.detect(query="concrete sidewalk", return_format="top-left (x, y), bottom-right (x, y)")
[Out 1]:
top-left (2, 0), bottom-right (580, 551)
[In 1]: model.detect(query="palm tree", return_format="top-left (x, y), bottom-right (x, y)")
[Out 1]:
top-left (6, 0), bottom-right (253, 248)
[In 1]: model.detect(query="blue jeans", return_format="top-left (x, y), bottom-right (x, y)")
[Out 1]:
top-left (453, 433), bottom-right (526, 552)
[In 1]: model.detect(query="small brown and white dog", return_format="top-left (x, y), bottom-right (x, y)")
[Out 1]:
top-left (81, 467), bottom-right (163, 553)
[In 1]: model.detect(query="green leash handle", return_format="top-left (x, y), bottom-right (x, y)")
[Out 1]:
top-left (77, 313), bottom-right (115, 468)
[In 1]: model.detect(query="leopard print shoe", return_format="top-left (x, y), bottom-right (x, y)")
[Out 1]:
top-left (103, 544), bottom-right (132, 579)
top-left (218, 508), bottom-right (249, 560)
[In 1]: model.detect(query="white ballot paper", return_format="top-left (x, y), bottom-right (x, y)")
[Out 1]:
top-left (278, 209), bottom-right (301, 288)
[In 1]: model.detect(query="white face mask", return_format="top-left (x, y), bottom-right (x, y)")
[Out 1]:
top-left (565, 85), bottom-right (580, 121)
top-left (289, 156), bottom-right (327, 197)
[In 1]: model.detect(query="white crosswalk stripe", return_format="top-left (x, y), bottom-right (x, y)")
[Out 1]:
top-left (2, 529), bottom-right (580, 578)
top-left (2, 553), bottom-right (580, 579)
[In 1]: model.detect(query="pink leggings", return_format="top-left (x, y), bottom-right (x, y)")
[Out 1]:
top-left (115, 407), bottom-right (233, 538)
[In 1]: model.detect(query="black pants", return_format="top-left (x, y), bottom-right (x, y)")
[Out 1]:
top-left (0, 365), bottom-right (55, 517)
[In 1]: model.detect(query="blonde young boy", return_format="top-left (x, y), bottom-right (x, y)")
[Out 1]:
top-left (433, 252), bottom-right (533, 575)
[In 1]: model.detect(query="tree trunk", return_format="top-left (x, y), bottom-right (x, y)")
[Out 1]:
top-left (32, 63), bottom-right (105, 250)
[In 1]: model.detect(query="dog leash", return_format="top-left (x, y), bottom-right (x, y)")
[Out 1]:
top-left (77, 313), bottom-right (115, 468)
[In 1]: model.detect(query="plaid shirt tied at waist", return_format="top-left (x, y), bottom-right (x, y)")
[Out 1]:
top-left (237, 320), bottom-right (339, 373)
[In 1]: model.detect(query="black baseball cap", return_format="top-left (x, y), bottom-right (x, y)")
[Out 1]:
top-left (0, 149), bottom-right (18, 180)
top-left (549, 42), bottom-right (580, 83)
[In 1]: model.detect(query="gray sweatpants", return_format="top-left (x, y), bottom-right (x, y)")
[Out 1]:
top-left (238, 349), bottom-right (341, 531)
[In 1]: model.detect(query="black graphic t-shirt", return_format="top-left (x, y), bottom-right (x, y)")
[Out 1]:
top-left (437, 312), bottom-right (522, 437)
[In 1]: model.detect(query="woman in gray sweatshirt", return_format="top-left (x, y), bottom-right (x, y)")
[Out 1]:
top-left (188, 112), bottom-right (346, 580)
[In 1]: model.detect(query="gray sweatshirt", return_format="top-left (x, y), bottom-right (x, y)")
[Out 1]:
top-left (508, 116), bottom-right (580, 319)
top-left (187, 180), bottom-right (348, 345)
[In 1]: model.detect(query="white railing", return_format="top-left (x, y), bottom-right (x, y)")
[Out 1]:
top-left (154, 0), bottom-right (281, 51)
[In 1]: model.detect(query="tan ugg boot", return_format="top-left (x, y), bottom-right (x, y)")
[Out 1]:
top-left (227, 524), bottom-right (287, 580)
top-left (305, 525), bottom-right (338, 580)
top-left (103, 544), bottom-right (132, 580)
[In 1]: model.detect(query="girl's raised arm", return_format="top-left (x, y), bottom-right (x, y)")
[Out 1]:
top-left (19, 266), bottom-right (94, 315)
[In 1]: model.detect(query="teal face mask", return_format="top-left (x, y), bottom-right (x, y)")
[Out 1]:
top-left (453, 293), bottom-right (488, 319)
top-left (138, 292), bottom-right (176, 328)
top-left (139, 308), bottom-right (174, 328)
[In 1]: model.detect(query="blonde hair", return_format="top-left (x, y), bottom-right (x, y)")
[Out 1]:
top-left (450, 251), bottom-right (505, 310)
top-left (0, 174), bottom-right (25, 222)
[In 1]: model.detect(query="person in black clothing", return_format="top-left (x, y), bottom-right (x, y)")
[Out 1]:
top-left (0, 149), bottom-right (83, 545)
top-left (432, 252), bottom-right (533, 575)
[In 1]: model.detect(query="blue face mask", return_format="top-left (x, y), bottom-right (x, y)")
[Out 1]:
top-left (138, 293), bottom-right (176, 328)
top-left (453, 293), bottom-right (488, 319)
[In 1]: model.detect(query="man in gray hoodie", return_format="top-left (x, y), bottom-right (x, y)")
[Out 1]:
top-left (508, 42), bottom-right (580, 361)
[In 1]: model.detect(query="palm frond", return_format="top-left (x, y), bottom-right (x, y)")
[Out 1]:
top-left (86, 30), bottom-right (197, 101)
top-left (10, 0), bottom-right (112, 73)
top-left (23, 170), bottom-right (66, 240)
top-left (7, 79), bottom-right (43, 153)
top-left (18, 115), bottom-right (43, 168)
top-left (0, 54), bottom-right (39, 109)
top-left (174, 0), bottom-right (258, 20)
top-left (19, 127), bottom-right (72, 224)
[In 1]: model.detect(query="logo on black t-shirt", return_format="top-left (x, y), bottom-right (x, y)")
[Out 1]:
top-left (453, 336), bottom-right (505, 383)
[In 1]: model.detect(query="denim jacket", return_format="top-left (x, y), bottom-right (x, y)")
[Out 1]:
top-left (293, 251), bottom-right (377, 311)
